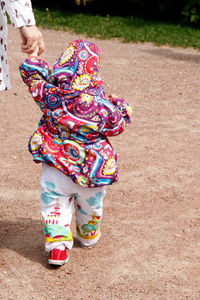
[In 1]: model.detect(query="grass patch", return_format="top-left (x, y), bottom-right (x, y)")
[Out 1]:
top-left (34, 8), bottom-right (200, 48)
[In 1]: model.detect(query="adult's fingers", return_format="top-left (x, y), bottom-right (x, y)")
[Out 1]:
top-left (21, 40), bottom-right (38, 54)
top-left (37, 40), bottom-right (45, 56)
top-left (22, 39), bottom-right (45, 55)
top-left (22, 36), bottom-right (37, 50)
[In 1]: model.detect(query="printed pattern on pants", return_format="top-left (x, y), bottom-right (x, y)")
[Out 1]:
top-left (40, 164), bottom-right (106, 251)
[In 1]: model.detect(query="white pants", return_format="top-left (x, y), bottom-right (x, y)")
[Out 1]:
top-left (40, 164), bottom-right (106, 252)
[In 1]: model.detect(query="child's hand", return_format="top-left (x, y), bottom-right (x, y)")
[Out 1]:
top-left (28, 45), bottom-right (39, 57)
top-left (109, 94), bottom-right (118, 99)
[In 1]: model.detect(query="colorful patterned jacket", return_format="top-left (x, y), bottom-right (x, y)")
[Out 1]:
top-left (19, 39), bottom-right (133, 188)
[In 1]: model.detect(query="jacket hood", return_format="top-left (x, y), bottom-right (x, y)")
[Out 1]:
top-left (51, 39), bottom-right (105, 98)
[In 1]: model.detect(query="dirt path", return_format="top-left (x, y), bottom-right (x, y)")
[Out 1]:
top-left (0, 25), bottom-right (200, 299)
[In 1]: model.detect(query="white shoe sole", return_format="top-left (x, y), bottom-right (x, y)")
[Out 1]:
top-left (48, 256), bottom-right (69, 266)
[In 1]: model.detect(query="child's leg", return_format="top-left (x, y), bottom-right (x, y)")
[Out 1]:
top-left (75, 185), bottom-right (106, 247)
top-left (40, 164), bottom-right (74, 252)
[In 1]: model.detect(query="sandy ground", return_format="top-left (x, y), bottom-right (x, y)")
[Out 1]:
top-left (0, 24), bottom-right (200, 299)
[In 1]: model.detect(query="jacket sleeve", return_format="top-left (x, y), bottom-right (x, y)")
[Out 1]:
top-left (98, 97), bottom-right (133, 137)
top-left (4, 0), bottom-right (35, 28)
top-left (19, 57), bottom-right (133, 136)
top-left (19, 57), bottom-right (78, 113)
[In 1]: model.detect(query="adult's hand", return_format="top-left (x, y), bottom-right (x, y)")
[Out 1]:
top-left (19, 25), bottom-right (45, 55)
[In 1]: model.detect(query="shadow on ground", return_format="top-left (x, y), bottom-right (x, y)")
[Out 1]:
top-left (0, 218), bottom-right (82, 269)
top-left (143, 48), bottom-right (200, 63)
top-left (0, 218), bottom-right (47, 265)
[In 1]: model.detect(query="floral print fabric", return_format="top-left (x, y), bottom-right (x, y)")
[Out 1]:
top-left (20, 39), bottom-right (133, 188)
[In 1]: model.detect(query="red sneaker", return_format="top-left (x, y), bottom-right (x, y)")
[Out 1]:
top-left (48, 248), bottom-right (69, 266)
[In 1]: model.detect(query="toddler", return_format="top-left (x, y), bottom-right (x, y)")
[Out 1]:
top-left (19, 39), bottom-right (133, 265)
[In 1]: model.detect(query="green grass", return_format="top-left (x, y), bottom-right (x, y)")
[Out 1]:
top-left (34, 8), bottom-right (200, 48)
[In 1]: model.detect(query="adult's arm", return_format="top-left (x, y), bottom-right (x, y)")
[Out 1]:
top-left (4, 1), bottom-right (44, 54)
top-left (4, 0), bottom-right (36, 28)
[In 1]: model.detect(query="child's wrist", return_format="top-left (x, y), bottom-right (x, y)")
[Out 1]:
top-left (27, 54), bottom-right (38, 58)
top-left (27, 45), bottom-right (39, 58)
